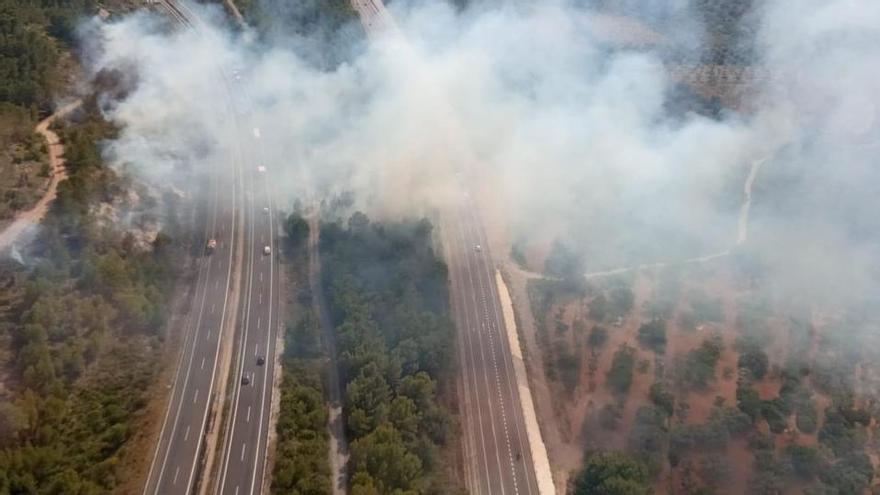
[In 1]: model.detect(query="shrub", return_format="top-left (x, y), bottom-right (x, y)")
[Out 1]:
top-left (607, 344), bottom-right (637, 395)
top-left (637, 319), bottom-right (667, 353)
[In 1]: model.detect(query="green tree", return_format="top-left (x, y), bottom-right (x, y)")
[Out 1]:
top-left (738, 347), bottom-right (769, 379)
top-left (284, 213), bottom-right (309, 251)
top-left (572, 452), bottom-right (650, 495)
top-left (346, 364), bottom-right (392, 437)
top-left (607, 344), bottom-right (636, 395)
top-left (637, 319), bottom-right (667, 353)
top-left (649, 382), bottom-right (675, 417)
top-left (350, 425), bottom-right (422, 494)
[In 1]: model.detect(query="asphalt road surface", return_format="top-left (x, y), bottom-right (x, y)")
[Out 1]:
top-left (446, 198), bottom-right (540, 495)
top-left (216, 84), bottom-right (280, 495)
top-left (144, 2), bottom-right (279, 494)
top-left (143, 147), bottom-right (239, 495)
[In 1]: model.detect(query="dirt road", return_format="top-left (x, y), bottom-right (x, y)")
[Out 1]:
top-left (583, 156), bottom-right (766, 279)
top-left (0, 100), bottom-right (82, 251)
top-left (307, 214), bottom-right (349, 495)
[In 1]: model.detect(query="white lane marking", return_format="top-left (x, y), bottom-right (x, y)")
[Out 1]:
top-left (259, 272), bottom-right (263, 282)
top-left (257, 317), bottom-right (261, 329)
top-left (240, 443), bottom-right (247, 462)
top-left (184, 426), bottom-right (190, 442)
top-left (215, 280), bottom-right (219, 290)
top-left (193, 389), bottom-right (199, 404)
top-left (235, 486), bottom-right (240, 495)
top-left (255, 344), bottom-right (259, 356)
top-left (180, 103), bottom-right (240, 495)
top-left (206, 330), bottom-right (211, 341)
top-left (211, 303), bottom-right (216, 314)
top-left (455, 215), bottom-right (506, 495)
top-left (246, 406), bottom-right (251, 423)
top-left (258, 293), bottom-right (262, 305)
top-left (173, 467), bottom-right (180, 485)
top-left (201, 357), bottom-right (206, 370)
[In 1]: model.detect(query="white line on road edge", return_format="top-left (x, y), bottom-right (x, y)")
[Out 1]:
top-left (495, 270), bottom-right (555, 495)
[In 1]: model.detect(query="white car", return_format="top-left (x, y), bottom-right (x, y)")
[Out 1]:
top-left (257, 166), bottom-right (266, 172)
top-left (263, 245), bottom-right (271, 255)
top-left (474, 244), bottom-right (482, 252)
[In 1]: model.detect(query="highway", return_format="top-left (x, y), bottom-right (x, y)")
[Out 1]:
top-left (444, 201), bottom-right (540, 495)
top-left (215, 87), bottom-right (280, 495)
top-left (348, 1), bottom-right (542, 493)
top-left (142, 128), bottom-right (239, 494)
top-left (143, 2), bottom-right (280, 494)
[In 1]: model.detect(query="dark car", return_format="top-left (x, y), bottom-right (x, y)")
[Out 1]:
top-left (241, 374), bottom-right (250, 385)
top-left (256, 356), bottom-right (265, 366)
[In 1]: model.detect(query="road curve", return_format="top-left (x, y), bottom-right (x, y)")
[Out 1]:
top-left (142, 2), bottom-right (253, 494)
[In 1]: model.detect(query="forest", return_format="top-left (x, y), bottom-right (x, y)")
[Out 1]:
top-left (0, 97), bottom-right (185, 492)
top-left (320, 213), bottom-right (462, 494)
top-left (271, 213), bottom-right (331, 494)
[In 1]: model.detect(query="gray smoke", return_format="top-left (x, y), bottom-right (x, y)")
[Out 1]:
top-left (84, 0), bottom-right (879, 306)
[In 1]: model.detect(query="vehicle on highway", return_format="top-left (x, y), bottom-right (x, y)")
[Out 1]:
top-left (206, 238), bottom-right (217, 253)
top-left (256, 356), bottom-right (265, 366)
top-left (474, 244), bottom-right (481, 252)
top-left (241, 375), bottom-right (250, 385)
top-left (263, 207), bottom-right (269, 213)
top-left (257, 165), bottom-right (266, 172)
top-left (263, 245), bottom-right (271, 255)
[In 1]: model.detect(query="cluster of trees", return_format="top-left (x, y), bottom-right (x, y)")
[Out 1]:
top-left (637, 318), bottom-right (667, 354)
top-left (571, 451), bottom-right (651, 495)
top-left (273, 214), bottom-right (331, 493)
top-left (0, 99), bottom-right (184, 491)
top-left (272, 349), bottom-right (330, 493)
top-left (673, 334), bottom-right (723, 391)
top-left (0, 0), bottom-right (95, 114)
top-left (320, 214), bottom-right (461, 494)
top-left (607, 344), bottom-right (636, 396)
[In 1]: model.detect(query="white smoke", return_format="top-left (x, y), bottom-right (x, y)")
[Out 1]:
top-left (85, 0), bottom-right (879, 304)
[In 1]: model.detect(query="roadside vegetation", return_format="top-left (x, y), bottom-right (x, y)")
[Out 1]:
top-left (320, 213), bottom-right (463, 494)
top-left (272, 212), bottom-right (331, 494)
top-left (0, 97), bottom-right (186, 492)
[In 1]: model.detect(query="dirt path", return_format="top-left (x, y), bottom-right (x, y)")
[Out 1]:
top-left (307, 214), bottom-right (349, 495)
top-left (583, 156), bottom-right (766, 280)
top-left (736, 157), bottom-right (765, 246)
top-left (0, 100), bottom-right (81, 251)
